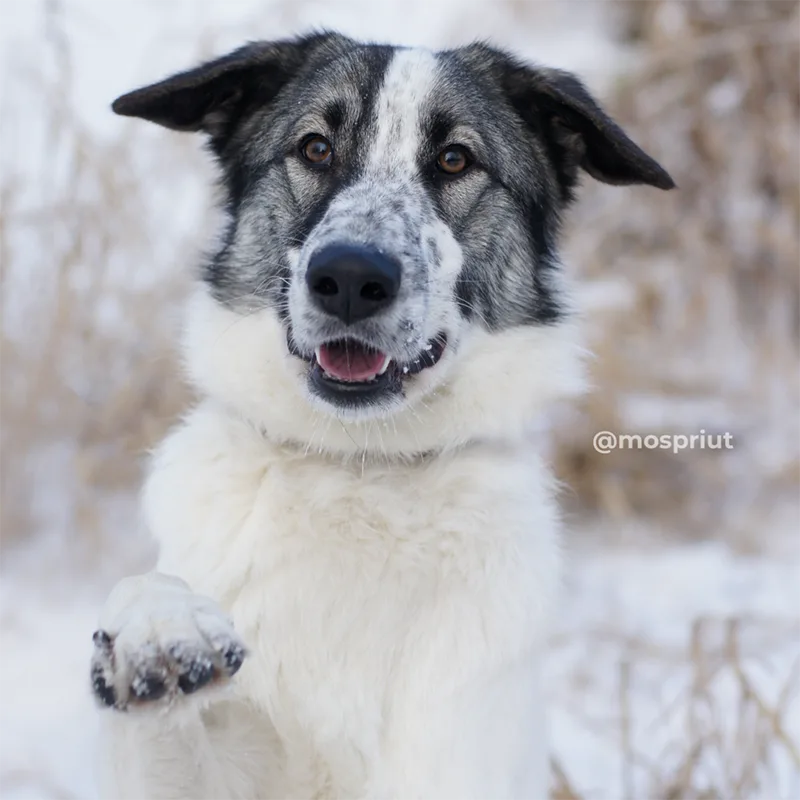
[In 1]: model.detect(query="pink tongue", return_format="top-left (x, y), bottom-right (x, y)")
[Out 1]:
top-left (318, 342), bottom-right (387, 382)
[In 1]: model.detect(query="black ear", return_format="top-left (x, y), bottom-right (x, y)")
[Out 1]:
top-left (503, 62), bottom-right (675, 196)
top-left (111, 33), bottom-right (338, 149)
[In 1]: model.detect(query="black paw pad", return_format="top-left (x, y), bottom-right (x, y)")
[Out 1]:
top-left (91, 663), bottom-right (117, 707)
top-left (173, 651), bottom-right (216, 695)
top-left (220, 642), bottom-right (246, 676)
top-left (130, 671), bottom-right (168, 702)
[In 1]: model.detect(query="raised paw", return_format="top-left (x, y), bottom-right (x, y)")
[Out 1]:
top-left (90, 573), bottom-right (247, 711)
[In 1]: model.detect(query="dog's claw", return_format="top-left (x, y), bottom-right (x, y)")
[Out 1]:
top-left (220, 642), bottom-right (246, 676)
top-left (93, 629), bottom-right (113, 651)
top-left (170, 645), bottom-right (217, 694)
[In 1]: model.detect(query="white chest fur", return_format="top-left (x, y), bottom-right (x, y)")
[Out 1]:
top-left (142, 402), bottom-right (560, 790)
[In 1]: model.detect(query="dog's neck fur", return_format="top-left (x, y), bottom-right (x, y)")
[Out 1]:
top-left (182, 284), bottom-right (586, 461)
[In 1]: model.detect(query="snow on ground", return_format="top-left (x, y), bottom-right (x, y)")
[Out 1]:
top-left (551, 538), bottom-right (800, 798)
top-left (1, 539), bottom-right (798, 799)
top-left (0, 584), bottom-right (100, 800)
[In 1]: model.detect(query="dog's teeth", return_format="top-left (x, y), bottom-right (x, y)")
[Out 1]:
top-left (402, 366), bottom-right (409, 374)
top-left (424, 343), bottom-right (433, 351)
top-left (314, 346), bottom-right (322, 363)
top-left (377, 356), bottom-right (392, 375)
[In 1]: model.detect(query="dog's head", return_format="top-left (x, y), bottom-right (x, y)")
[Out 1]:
top-left (114, 32), bottom-right (673, 457)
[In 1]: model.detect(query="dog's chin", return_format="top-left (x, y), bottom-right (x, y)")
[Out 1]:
top-left (288, 331), bottom-right (448, 419)
top-left (309, 363), bottom-right (403, 417)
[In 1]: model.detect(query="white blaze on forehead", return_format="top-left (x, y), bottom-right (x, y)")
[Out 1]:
top-left (368, 48), bottom-right (439, 174)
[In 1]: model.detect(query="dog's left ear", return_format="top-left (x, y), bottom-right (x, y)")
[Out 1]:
top-left (502, 62), bottom-right (675, 196)
top-left (111, 33), bottom-right (339, 152)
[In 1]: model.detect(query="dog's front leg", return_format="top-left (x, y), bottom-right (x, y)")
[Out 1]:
top-left (90, 572), bottom-right (249, 800)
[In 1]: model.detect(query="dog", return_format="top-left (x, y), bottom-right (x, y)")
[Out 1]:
top-left (90, 32), bottom-right (673, 799)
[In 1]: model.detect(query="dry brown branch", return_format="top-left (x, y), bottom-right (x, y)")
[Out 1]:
top-left (726, 619), bottom-right (800, 770)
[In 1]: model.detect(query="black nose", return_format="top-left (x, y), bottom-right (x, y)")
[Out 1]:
top-left (306, 244), bottom-right (401, 325)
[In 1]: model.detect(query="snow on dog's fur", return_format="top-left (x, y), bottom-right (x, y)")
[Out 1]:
top-left (91, 32), bottom-right (672, 798)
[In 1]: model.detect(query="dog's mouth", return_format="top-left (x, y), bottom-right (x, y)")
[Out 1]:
top-left (288, 332), bottom-right (447, 406)
top-left (315, 341), bottom-right (392, 384)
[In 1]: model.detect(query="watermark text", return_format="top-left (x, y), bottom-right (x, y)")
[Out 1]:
top-left (593, 430), bottom-right (734, 455)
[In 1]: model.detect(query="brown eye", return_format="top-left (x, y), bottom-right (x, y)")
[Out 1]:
top-left (436, 145), bottom-right (471, 175)
top-left (301, 135), bottom-right (333, 166)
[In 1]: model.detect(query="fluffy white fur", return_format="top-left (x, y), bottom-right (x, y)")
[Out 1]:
top-left (94, 46), bottom-right (587, 800)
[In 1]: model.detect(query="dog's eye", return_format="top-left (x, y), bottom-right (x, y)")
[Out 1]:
top-left (301, 135), bottom-right (333, 166)
top-left (436, 145), bottom-right (471, 175)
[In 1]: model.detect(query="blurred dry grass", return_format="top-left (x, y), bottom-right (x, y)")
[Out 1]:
top-left (1, 2), bottom-right (207, 562)
top-left (550, 616), bottom-right (800, 799)
top-left (554, 0), bottom-right (800, 547)
top-left (1, 144), bottom-right (194, 556)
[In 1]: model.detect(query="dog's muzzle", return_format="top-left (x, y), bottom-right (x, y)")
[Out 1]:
top-left (290, 242), bottom-right (446, 412)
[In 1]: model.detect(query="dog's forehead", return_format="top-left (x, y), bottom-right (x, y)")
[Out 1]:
top-left (368, 49), bottom-right (441, 167)
top-left (293, 46), bottom-right (464, 140)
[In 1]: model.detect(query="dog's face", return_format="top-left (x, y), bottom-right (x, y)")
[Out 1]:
top-left (114, 33), bottom-right (672, 455)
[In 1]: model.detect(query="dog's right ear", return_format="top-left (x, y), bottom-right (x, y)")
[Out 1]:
top-left (112, 33), bottom-right (337, 151)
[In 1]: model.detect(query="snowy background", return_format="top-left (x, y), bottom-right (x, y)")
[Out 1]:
top-left (1, 1), bottom-right (798, 798)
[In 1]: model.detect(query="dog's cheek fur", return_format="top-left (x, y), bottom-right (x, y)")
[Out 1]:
top-left (418, 216), bottom-right (464, 342)
top-left (182, 284), bottom-right (586, 456)
top-left (205, 179), bottom-right (295, 312)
